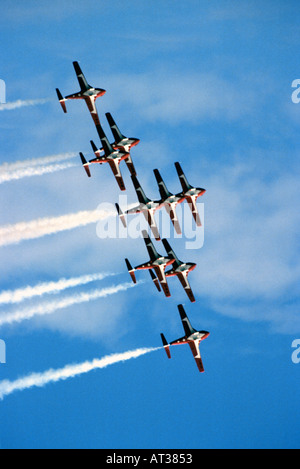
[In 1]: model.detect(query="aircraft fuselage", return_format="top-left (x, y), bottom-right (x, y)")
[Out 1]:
top-left (114, 138), bottom-right (140, 153)
top-left (81, 87), bottom-right (106, 98)
top-left (163, 193), bottom-right (185, 205)
top-left (188, 331), bottom-right (210, 342)
top-left (168, 263), bottom-right (196, 275)
top-left (184, 187), bottom-right (206, 199)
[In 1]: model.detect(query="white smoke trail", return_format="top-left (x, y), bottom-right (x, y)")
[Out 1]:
top-left (0, 272), bottom-right (116, 305)
top-left (0, 208), bottom-right (115, 248)
top-left (0, 152), bottom-right (77, 172)
top-left (0, 161), bottom-right (78, 184)
top-left (0, 347), bottom-right (161, 400)
top-left (0, 98), bottom-right (51, 111)
top-left (0, 152), bottom-right (78, 184)
top-left (0, 282), bottom-right (138, 327)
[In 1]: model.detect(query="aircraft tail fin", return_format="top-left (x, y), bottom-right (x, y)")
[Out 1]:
top-left (116, 203), bottom-right (127, 228)
top-left (161, 334), bottom-right (171, 359)
top-left (79, 153), bottom-right (91, 178)
top-left (149, 270), bottom-right (161, 292)
top-left (175, 162), bottom-right (192, 193)
top-left (153, 169), bottom-right (172, 200)
top-left (105, 112), bottom-right (125, 143)
top-left (125, 259), bottom-right (136, 284)
top-left (56, 88), bottom-right (67, 113)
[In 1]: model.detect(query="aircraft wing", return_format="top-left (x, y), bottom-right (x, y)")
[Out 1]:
top-left (177, 272), bottom-right (196, 303)
top-left (106, 112), bottom-right (125, 143)
top-left (73, 61), bottom-right (90, 92)
top-left (175, 162), bottom-right (192, 193)
top-left (108, 160), bottom-right (126, 191)
top-left (154, 265), bottom-right (171, 298)
top-left (85, 98), bottom-right (100, 126)
top-left (131, 175), bottom-right (150, 205)
top-left (186, 197), bottom-right (202, 227)
top-left (142, 211), bottom-right (161, 241)
top-left (178, 304), bottom-right (195, 336)
top-left (143, 231), bottom-right (160, 261)
top-left (153, 169), bottom-right (172, 200)
top-left (125, 155), bottom-right (137, 176)
top-left (149, 270), bottom-right (161, 292)
top-left (164, 203), bottom-right (182, 235)
top-left (96, 124), bottom-right (114, 156)
top-left (188, 341), bottom-right (205, 373)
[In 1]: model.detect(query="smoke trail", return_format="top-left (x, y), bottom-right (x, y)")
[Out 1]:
top-left (0, 282), bottom-right (138, 327)
top-left (0, 347), bottom-right (161, 400)
top-left (0, 272), bottom-right (117, 305)
top-left (0, 208), bottom-right (115, 248)
top-left (0, 152), bottom-right (78, 184)
top-left (0, 152), bottom-right (77, 172)
top-left (0, 98), bottom-right (51, 111)
top-left (0, 161), bottom-right (78, 184)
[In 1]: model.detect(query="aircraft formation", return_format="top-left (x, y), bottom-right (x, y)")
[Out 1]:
top-left (56, 61), bottom-right (209, 373)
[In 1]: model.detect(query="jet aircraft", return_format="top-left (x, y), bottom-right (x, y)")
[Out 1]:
top-left (105, 113), bottom-right (140, 177)
top-left (116, 175), bottom-right (162, 240)
top-left (125, 231), bottom-right (175, 297)
top-left (175, 162), bottom-right (206, 227)
top-left (88, 113), bottom-right (139, 179)
top-left (116, 167), bottom-right (194, 240)
top-left (150, 239), bottom-right (197, 303)
top-left (56, 61), bottom-right (106, 126)
top-left (161, 304), bottom-right (210, 373)
top-left (80, 124), bottom-right (132, 191)
top-left (153, 169), bottom-right (185, 235)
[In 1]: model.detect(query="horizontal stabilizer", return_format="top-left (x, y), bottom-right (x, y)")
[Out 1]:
top-left (116, 203), bottom-right (127, 228)
top-left (149, 270), bottom-right (161, 292)
top-left (56, 88), bottom-right (67, 113)
top-left (161, 334), bottom-right (171, 359)
top-left (79, 153), bottom-right (91, 177)
top-left (125, 259), bottom-right (136, 284)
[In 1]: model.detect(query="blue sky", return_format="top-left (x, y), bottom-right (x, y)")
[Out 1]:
top-left (0, 0), bottom-right (299, 449)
